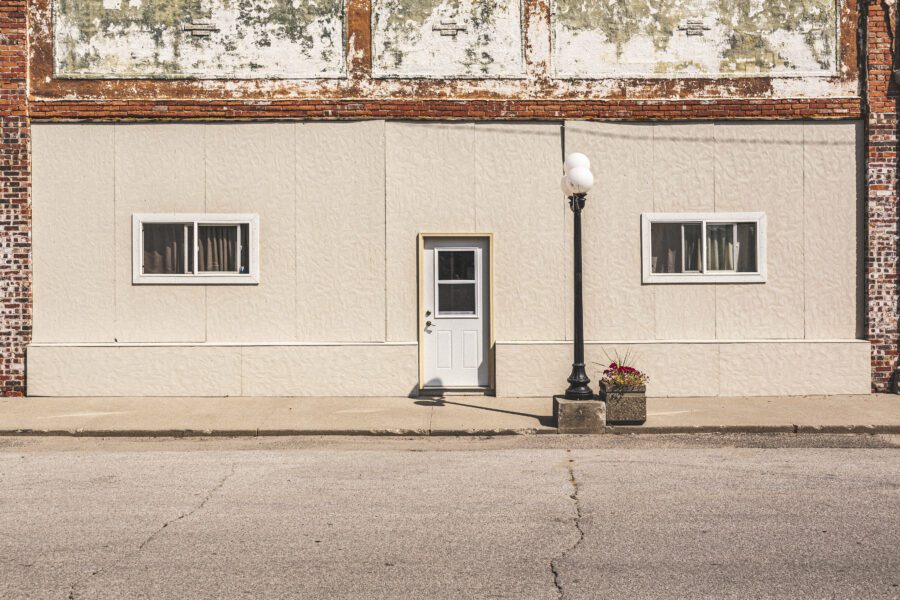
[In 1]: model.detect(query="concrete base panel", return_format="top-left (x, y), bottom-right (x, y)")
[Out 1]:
top-left (497, 341), bottom-right (871, 397)
top-left (26, 344), bottom-right (418, 397)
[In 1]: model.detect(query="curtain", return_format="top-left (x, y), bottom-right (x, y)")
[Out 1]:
top-left (683, 224), bottom-right (701, 271)
top-left (651, 223), bottom-right (682, 273)
top-left (198, 226), bottom-right (238, 272)
top-left (735, 223), bottom-right (757, 272)
top-left (143, 224), bottom-right (186, 274)
top-left (706, 224), bottom-right (734, 271)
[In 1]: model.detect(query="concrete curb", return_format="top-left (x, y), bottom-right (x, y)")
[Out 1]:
top-left (2, 425), bottom-right (900, 437)
top-left (603, 424), bottom-right (900, 434)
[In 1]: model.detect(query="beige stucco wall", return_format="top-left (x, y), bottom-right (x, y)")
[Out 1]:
top-left (29, 120), bottom-right (865, 397)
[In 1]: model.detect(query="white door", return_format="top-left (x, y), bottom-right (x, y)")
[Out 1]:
top-left (423, 237), bottom-right (490, 389)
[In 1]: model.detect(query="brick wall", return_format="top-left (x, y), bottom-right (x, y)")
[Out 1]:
top-left (27, 98), bottom-right (863, 121)
top-left (0, 0), bottom-right (30, 396)
top-left (866, 0), bottom-right (900, 391)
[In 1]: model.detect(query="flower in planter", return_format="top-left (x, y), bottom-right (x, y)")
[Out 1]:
top-left (600, 353), bottom-right (649, 387)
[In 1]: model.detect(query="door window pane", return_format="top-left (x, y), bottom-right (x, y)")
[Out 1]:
top-left (438, 250), bottom-right (476, 281)
top-left (735, 223), bottom-right (758, 272)
top-left (650, 223), bottom-right (682, 273)
top-left (143, 223), bottom-right (191, 274)
top-left (438, 283), bottom-right (476, 315)
top-left (706, 224), bottom-right (735, 271)
top-left (198, 225), bottom-right (239, 272)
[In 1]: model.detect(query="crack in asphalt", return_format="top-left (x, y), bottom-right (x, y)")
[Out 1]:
top-left (550, 451), bottom-right (585, 599)
top-left (66, 462), bottom-right (236, 599)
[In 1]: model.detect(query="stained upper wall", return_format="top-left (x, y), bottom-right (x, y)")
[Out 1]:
top-left (54, 0), bottom-right (345, 78)
top-left (30, 0), bottom-right (859, 101)
top-left (553, 0), bottom-right (838, 78)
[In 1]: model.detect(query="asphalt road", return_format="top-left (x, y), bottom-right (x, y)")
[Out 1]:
top-left (1, 434), bottom-right (899, 600)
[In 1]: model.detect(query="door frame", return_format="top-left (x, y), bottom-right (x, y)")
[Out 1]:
top-left (417, 233), bottom-right (495, 393)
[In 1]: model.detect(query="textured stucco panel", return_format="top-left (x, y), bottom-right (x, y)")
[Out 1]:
top-left (114, 124), bottom-right (207, 342)
top-left (241, 345), bottom-right (418, 396)
top-left (31, 124), bottom-right (116, 343)
top-left (718, 341), bottom-right (870, 396)
top-left (53, 0), bottom-right (345, 79)
top-left (296, 121), bottom-right (387, 342)
top-left (385, 122), bottom-right (477, 342)
top-left (652, 123), bottom-right (716, 213)
top-left (654, 286), bottom-right (717, 340)
top-left (714, 123), bottom-right (805, 339)
top-left (552, 0), bottom-right (839, 78)
top-left (651, 124), bottom-right (717, 339)
top-left (565, 121), bottom-right (656, 341)
top-left (475, 122), bottom-right (565, 341)
top-left (204, 124), bottom-right (297, 342)
top-left (494, 343), bottom-right (568, 397)
top-left (26, 345), bottom-right (242, 396)
top-left (371, 0), bottom-right (524, 78)
top-left (802, 121), bottom-right (861, 339)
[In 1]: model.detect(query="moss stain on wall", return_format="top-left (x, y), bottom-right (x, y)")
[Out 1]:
top-left (54, 0), bottom-right (345, 78)
top-left (554, 0), bottom-right (838, 77)
top-left (371, 0), bottom-right (523, 78)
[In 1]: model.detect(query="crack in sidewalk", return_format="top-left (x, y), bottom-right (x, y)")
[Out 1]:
top-left (550, 451), bottom-right (585, 600)
top-left (66, 462), bottom-right (236, 599)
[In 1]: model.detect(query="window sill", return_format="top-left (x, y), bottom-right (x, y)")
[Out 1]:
top-left (642, 272), bottom-right (766, 284)
top-left (132, 274), bottom-right (260, 285)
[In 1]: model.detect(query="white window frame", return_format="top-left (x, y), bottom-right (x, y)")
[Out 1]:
top-left (132, 213), bottom-right (260, 285)
top-left (434, 246), bottom-right (481, 318)
top-left (641, 212), bottom-right (767, 284)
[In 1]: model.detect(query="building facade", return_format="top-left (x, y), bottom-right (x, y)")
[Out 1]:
top-left (1, 0), bottom-right (897, 398)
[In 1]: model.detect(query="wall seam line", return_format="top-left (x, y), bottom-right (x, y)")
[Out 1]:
top-left (712, 123), bottom-right (718, 341)
top-left (294, 122), bottom-right (300, 344)
top-left (384, 120), bottom-right (388, 343)
top-left (204, 125), bottom-right (209, 343)
top-left (112, 124), bottom-right (118, 343)
top-left (802, 123), bottom-right (808, 341)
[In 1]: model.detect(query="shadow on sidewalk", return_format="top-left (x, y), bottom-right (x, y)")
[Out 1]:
top-left (413, 398), bottom-right (556, 428)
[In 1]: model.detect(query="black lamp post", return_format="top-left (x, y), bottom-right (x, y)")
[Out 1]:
top-left (560, 153), bottom-right (595, 400)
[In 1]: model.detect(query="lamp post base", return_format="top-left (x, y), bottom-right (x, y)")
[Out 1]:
top-left (553, 396), bottom-right (605, 433)
top-left (563, 363), bottom-right (594, 400)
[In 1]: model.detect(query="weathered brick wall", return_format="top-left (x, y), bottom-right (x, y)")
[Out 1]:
top-left (866, 0), bottom-right (900, 391)
top-left (27, 98), bottom-right (863, 121)
top-left (0, 0), bottom-right (30, 396)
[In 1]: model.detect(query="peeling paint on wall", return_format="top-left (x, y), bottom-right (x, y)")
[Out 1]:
top-left (53, 0), bottom-right (346, 78)
top-left (372, 0), bottom-right (524, 78)
top-left (552, 0), bottom-right (838, 78)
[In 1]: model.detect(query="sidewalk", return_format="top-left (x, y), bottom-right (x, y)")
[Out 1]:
top-left (1, 394), bottom-right (900, 436)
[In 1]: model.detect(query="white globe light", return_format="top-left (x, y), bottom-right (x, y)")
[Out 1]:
top-left (560, 175), bottom-right (574, 196)
top-left (566, 166), bottom-right (594, 195)
top-left (564, 152), bottom-right (590, 173)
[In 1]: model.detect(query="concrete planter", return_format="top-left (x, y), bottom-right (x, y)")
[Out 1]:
top-left (600, 381), bottom-right (646, 425)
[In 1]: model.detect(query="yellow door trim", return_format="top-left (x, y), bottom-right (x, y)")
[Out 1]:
top-left (417, 233), bottom-right (495, 393)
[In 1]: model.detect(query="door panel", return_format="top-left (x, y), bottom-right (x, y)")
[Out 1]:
top-left (437, 331), bottom-right (453, 369)
top-left (422, 237), bottom-right (490, 389)
top-left (463, 330), bottom-right (479, 369)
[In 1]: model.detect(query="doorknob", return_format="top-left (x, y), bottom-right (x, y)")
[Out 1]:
top-left (425, 320), bottom-right (434, 327)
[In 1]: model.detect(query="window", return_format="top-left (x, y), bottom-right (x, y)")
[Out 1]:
top-left (133, 214), bottom-right (259, 284)
top-left (435, 248), bottom-right (479, 316)
top-left (641, 213), bottom-right (766, 283)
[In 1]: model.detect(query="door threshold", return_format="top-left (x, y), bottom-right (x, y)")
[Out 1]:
top-left (419, 387), bottom-right (495, 398)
